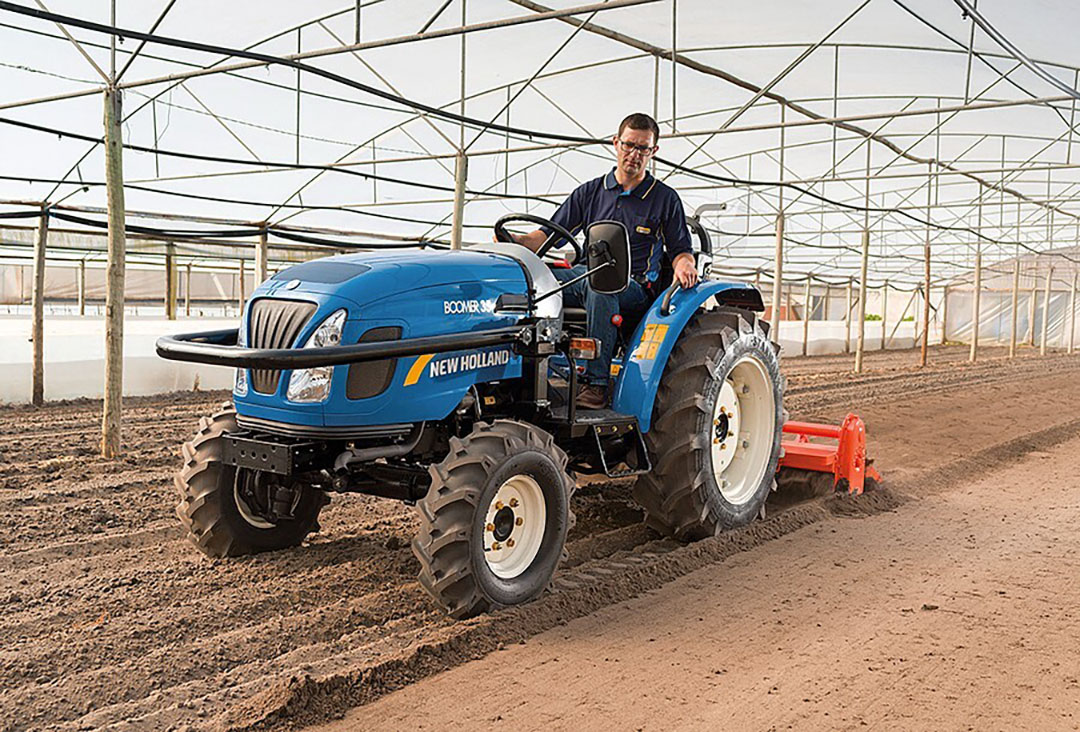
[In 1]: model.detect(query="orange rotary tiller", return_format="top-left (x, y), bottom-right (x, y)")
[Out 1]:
top-left (778, 413), bottom-right (882, 495)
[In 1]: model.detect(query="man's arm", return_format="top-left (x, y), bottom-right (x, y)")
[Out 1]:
top-left (502, 183), bottom-right (586, 253)
top-left (507, 229), bottom-right (548, 251)
top-left (662, 197), bottom-right (698, 288)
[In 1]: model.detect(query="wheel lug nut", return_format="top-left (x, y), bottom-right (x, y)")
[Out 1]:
top-left (509, 498), bottom-right (519, 508)
top-left (515, 517), bottom-right (524, 526)
top-left (728, 431), bottom-right (734, 437)
top-left (491, 541), bottom-right (501, 551)
top-left (486, 523), bottom-right (495, 532)
top-left (507, 539), bottom-right (515, 547)
top-left (495, 501), bottom-right (504, 510)
top-left (720, 443), bottom-right (727, 450)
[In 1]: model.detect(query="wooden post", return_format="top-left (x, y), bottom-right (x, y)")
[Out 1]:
top-left (1028, 260), bottom-right (1038, 346)
top-left (920, 163), bottom-right (931, 366)
top-left (1069, 272), bottom-right (1077, 354)
top-left (101, 86), bottom-right (126, 459)
top-left (844, 277), bottom-right (853, 353)
top-left (31, 206), bottom-right (48, 406)
top-left (919, 280), bottom-right (931, 365)
top-left (255, 229), bottom-right (269, 285)
top-left (770, 213), bottom-right (784, 339)
top-left (854, 229), bottom-right (870, 372)
top-left (450, 150), bottom-right (467, 250)
top-left (969, 246), bottom-right (981, 362)
top-left (1041, 266), bottom-right (1053, 355)
top-left (824, 284), bottom-right (832, 320)
top-left (941, 285), bottom-right (949, 345)
top-left (880, 280), bottom-right (888, 350)
top-left (1009, 258), bottom-right (1020, 358)
top-left (77, 259), bottom-right (86, 316)
top-left (185, 263), bottom-right (192, 316)
top-left (801, 277), bottom-right (811, 356)
top-left (164, 243), bottom-right (177, 320)
top-left (237, 259), bottom-right (246, 312)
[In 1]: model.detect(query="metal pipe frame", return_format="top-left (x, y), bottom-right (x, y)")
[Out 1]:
top-left (3, 3), bottom-right (1080, 314)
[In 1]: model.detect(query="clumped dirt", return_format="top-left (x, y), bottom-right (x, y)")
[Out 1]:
top-left (2, 345), bottom-right (1079, 731)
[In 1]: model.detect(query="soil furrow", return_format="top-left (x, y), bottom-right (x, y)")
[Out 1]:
top-left (1, 346), bottom-right (1077, 732)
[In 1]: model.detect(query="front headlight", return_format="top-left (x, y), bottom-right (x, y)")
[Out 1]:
top-left (233, 318), bottom-right (248, 397)
top-left (287, 309), bottom-right (346, 403)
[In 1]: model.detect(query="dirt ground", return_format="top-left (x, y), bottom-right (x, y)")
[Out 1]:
top-left (1, 344), bottom-right (1079, 731)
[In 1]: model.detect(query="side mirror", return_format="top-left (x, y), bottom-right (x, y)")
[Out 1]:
top-left (585, 220), bottom-right (630, 295)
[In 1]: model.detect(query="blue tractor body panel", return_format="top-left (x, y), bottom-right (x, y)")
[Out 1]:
top-left (234, 250), bottom-right (527, 428)
top-left (230, 246), bottom-right (759, 435)
top-left (611, 281), bottom-right (760, 433)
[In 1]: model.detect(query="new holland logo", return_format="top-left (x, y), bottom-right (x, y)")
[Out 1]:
top-left (404, 348), bottom-right (512, 386)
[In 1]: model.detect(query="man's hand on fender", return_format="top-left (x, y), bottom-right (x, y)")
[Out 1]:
top-left (673, 255), bottom-right (699, 288)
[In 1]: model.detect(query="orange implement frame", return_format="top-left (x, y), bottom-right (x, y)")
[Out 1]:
top-left (778, 413), bottom-right (882, 495)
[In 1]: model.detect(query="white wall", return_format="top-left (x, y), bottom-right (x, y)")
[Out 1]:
top-left (0, 315), bottom-right (234, 404)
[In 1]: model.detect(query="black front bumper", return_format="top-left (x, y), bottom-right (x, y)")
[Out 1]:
top-left (155, 325), bottom-right (527, 369)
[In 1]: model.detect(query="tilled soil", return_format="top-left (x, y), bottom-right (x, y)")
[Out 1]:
top-left (1, 344), bottom-right (1078, 731)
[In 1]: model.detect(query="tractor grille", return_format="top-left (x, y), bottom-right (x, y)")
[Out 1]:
top-left (247, 298), bottom-right (318, 394)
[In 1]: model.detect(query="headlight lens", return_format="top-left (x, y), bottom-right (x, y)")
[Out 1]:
top-left (287, 309), bottom-right (346, 403)
top-left (233, 318), bottom-right (248, 397)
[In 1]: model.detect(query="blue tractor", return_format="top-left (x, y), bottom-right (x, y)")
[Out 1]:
top-left (158, 211), bottom-right (784, 618)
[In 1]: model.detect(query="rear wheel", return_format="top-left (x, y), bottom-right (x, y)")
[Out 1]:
top-left (175, 405), bottom-right (326, 557)
top-left (413, 420), bottom-right (575, 619)
top-left (633, 308), bottom-right (783, 540)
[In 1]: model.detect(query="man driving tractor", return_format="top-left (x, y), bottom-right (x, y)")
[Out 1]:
top-left (507, 112), bottom-right (699, 408)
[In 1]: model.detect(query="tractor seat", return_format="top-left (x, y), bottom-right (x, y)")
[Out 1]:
top-left (563, 307), bottom-right (587, 324)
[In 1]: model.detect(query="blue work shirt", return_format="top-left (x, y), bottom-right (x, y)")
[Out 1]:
top-left (542, 169), bottom-right (693, 281)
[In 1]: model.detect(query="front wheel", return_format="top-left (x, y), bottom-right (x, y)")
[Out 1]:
top-left (412, 420), bottom-right (575, 619)
top-left (174, 405), bottom-right (327, 557)
top-left (633, 308), bottom-right (784, 540)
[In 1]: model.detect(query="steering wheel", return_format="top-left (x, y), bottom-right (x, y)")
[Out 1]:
top-left (494, 213), bottom-right (583, 264)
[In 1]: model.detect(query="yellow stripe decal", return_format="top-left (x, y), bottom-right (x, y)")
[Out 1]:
top-left (404, 354), bottom-right (434, 386)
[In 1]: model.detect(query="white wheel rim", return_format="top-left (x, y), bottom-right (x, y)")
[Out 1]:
top-left (483, 474), bottom-right (546, 579)
top-left (710, 354), bottom-right (775, 506)
top-left (234, 472), bottom-right (275, 529)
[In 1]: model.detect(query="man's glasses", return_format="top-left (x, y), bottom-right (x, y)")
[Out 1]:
top-left (617, 139), bottom-right (656, 155)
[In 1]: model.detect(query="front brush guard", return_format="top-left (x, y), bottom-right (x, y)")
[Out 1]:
top-left (156, 325), bottom-right (527, 369)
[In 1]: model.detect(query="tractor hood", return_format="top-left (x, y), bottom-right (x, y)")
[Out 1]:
top-left (258, 248), bottom-right (527, 309)
top-left (229, 244), bottom-right (562, 430)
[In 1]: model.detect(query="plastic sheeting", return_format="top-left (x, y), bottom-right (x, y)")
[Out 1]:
top-left (0, 262), bottom-right (257, 304)
top-left (945, 288), bottom-right (1078, 348)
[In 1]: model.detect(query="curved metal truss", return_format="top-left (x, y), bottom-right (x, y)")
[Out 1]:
top-left (2, 0), bottom-right (1080, 295)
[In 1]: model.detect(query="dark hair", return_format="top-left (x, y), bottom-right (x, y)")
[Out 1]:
top-left (617, 112), bottom-right (660, 142)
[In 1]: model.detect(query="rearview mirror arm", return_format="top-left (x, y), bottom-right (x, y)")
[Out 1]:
top-left (532, 260), bottom-right (614, 305)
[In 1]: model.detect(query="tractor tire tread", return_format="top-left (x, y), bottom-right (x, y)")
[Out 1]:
top-left (412, 420), bottom-right (574, 619)
top-left (633, 309), bottom-right (781, 540)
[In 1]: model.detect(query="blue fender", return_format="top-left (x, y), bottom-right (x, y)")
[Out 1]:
top-left (611, 281), bottom-right (763, 433)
